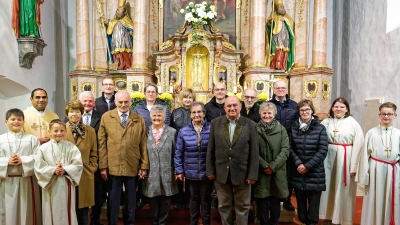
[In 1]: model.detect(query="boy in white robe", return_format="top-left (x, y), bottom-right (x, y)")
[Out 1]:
top-left (357, 102), bottom-right (400, 225)
top-left (0, 108), bottom-right (42, 225)
top-left (34, 119), bottom-right (83, 225)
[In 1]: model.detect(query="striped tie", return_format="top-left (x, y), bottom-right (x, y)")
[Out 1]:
top-left (121, 113), bottom-right (127, 128)
top-left (84, 113), bottom-right (91, 125)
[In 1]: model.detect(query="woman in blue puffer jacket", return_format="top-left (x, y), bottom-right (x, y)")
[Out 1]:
top-left (174, 101), bottom-right (212, 225)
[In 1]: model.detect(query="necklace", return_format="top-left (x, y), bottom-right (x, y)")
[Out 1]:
top-left (332, 117), bottom-right (344, 137)
top-left (51, 141), bottom-right (64, 166)
top-left (7, 132), bottom-right (23, 157)
top-left (380, 124), bottom-right (393, 157)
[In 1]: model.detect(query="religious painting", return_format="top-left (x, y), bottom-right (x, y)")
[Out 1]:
top-left (218, 66), bottom-right (227, 85)
top-left (128, 81), bottom-right (142, 93)
top-left (322, 81), bottom-right (331, 100)
top-left (115, 78), bottom-right (127, 91)
top-left (81, 82), bottom-right (95, 93)
top-left (169, 66), bottom-right (178, 86)
top-left (163, 0), bottom-right (237, 46)
top-left (71, 82), bottom-right (78, 100)
top-left (304, 80), bottom-right (318, 99)
top-left (254, 80), bottom-right (266, 93)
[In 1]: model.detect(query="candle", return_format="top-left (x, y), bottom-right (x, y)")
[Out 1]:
top-left (169, 86), bottom-right (173, 93)
top-left (157, 86), bottom-right (162, 93)
top-left (233, 86), bottom-right (237, 93)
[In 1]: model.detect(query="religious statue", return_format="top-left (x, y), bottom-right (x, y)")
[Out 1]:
top-left (265, 0), bottom-right (295, 71)
top-left (12, 0), bottom-right (45, 38)
top-left (186, 46), bottom-right (209, 91)
top-left (100, 0), bottom-right (134, 70)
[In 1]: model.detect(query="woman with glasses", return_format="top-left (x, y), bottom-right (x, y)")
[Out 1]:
top-left (174, 101), bottom-right (213, 225)
top-left (288, 99), bottom-right (328, 225)
top-left (319, 97), bottom-right (364, 225)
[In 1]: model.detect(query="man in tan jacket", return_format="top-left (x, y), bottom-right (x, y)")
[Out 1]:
top-left (98, 90), bottom-right (149, 225)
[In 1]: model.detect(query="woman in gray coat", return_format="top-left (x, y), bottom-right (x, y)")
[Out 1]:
top-left (143, 105), bottom-right (178, 225)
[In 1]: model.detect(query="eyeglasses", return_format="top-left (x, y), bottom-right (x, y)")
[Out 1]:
top-left (243, 96), bottom-right (257, 100)
top-left (299, 108), bottom-right (312, 113)
top-left (146, 91), bottom-right (157, 94)
top-left (380, 113), bottom-right (395, 117)
top-left (191, 111), bottom-right (203, 115)
top-left (102, 83), bottom-right (114, 86)
top-left (274, 87), bottom-right (287, 90)
top-left (214, 88), bottom-right (226, 92)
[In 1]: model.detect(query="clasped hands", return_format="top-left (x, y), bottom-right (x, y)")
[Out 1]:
top-left (54, 162), bottom-right (65, 176)
top-left (264, 166), bottom-right (273, 175)
top-left (297, 164), bottom-right (308, 174)
top-left (8, 154), bottom-right (22, 166)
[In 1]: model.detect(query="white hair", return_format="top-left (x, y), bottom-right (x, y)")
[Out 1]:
top-left (79, 91), bottom-right (95, 100)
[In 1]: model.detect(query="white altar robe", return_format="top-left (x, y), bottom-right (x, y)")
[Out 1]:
top-left (0, 131), bottom-right (42, 225)
top-left (319, 116), bottom-right (364, 225)
top-left (34, 139), bottom-right (83, 225)
top-left (356, 125), bottom-right (400, 225)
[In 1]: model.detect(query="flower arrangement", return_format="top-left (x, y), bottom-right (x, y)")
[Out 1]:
top-left (130, 92), bottom-right (145, 110)
top-left (158, 93), bottom-right (173, 110)
top-left (227, 92), bottom-right (235, 97)
top-left (235, 93), bottom-right (242, 101)
top-left (257, 93), bottom-right (269, 105)
top-left (180, 1), bottom-right (217, 29)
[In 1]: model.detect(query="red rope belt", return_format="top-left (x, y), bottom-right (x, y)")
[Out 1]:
top-left (329, 142), bottom-right (353, 186)
top-left (370, 156), bottom-right (398, 225)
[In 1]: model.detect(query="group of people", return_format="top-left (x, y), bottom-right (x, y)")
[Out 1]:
top-left (0, 77), bottom-right (399, 225)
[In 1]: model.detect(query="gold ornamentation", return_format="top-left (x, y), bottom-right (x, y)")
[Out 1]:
top-left (236, 61), bottom-right (243, 92)
top-left (128, 81), bottom-right (142, 93)
top-left (188, 29), bottom-right (208, 46)
top-left (174, 50), bottom-right (182, 92)
top-left (81, 82), bottom-right (95, 93)
top-left (229, 64), bottom-right (235, 91)
top-left (297, 0), bottom-right (304, 28)
top-left (304, 80), bottom-right (318, 99)
top-left (160, 40), bottom-right (173, 50)
top-left (176, 21), bottom-right (188, 34)
top-left (236, 0), bottom-right (241, 9)
top-left (274, 75), bottom-right (289, 85)
top-left (163, 64), bottom-right (167, 90)
top-left (213, 50), bottom-right (223, 84)
top-left (322, 81), bottom-right (331, 100)
top-left (310, 63), bottom-right (329, 68)
top-left (209, 23), bottom-right (220, 33)
top-left (254, 80), bottom-right (267, 93)
top-left (152, 0), bottom-right (157, 28)
top-left (71, 82), bottom-right (78, 100)
top-left (159, 0), bottom-right (163, 9)
top-left (186, 46), bottom-right (209, 91)
top-left (114, 78), bottom-right (127, 91)
top-left (222, 41), bottom-right (236, 50)
top-left (244, 0), bottom-right (249, 25)
top-left (118, 0), bottom-right (126, 7)
top-left (155, 62), bottom-right (161, 85)
top-left (196, 94), bottom-right (208, 104)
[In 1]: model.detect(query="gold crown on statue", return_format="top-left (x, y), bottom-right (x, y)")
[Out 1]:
top-left (274, 0), bottom-right (284, 6)
top-left (118, 0), bottom-right (126, 7)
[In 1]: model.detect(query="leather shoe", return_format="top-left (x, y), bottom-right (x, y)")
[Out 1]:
top-left (90, 220), bottom-right (104, 225)
top-left (184, 203), bottom-right (190, 210)
top-left (174, 203), bottom-right (182, 210)
top-left (136, 196), bottom-right (144, 208)
top-left (283, 200), bottom-right (295, 211)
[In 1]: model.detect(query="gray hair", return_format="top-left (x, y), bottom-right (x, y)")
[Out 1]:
top-left (243, 87), bottom-right (258, 98)
top-left (259, 102), bottom-right (277, 115)
top-left (188, 101), bottom-right (206, 114)
top-left (144, 82), bottom-right (158, 93)
top-left (150, 105), bottom-right (166, 117)
top-left (79, 91), bottom-right (95, 101)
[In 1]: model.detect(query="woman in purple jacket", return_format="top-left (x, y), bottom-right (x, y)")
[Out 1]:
top-left (174, 101), bottom-right (212, 225)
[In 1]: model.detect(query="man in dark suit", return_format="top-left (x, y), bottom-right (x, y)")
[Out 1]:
top-left (240, 87), bottom-right (261, 122)
top-left (95, 76), bottom-right (117, 115)
top-left (79, 91), bottom-right (105, 225)
top-left (206, 96), bottom-right (259, 225)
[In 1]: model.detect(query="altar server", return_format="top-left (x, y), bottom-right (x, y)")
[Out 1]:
top-left (0, 108), bottom-right (42, 225)
top-left (34, 119), bottom-right (83, 225)
top-left (357, 102), bottom-right (400, 225)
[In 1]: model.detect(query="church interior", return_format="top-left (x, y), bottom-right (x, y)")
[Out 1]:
top-left (0, 0), bottom-right (399, 224)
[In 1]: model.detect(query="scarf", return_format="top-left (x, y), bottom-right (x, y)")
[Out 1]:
top-left (299, 116), bottom-right (314, 132)
top-left (152, 126), bottom-right (164, 147)
top-left (259, 119), bottom-right (277, 134)
top-left (68, 121), bottom-right (86, 143)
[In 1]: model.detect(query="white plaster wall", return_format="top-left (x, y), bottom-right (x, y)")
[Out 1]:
top-left (347, 0), bottom-right (400, 127)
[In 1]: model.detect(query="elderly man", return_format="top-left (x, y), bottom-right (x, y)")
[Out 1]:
top-left (240, 88), bottom-right (261, 122)
top-left (205, 83), bottom-right (228, 121)
top-left (96, 77), bottom-right (117, 115)
top-left (207, 96), bottom-right (259, 225)
top-left (268, 80), bottom-right (297, 211)
top-left (23, 88), bottom-right (59, 144)
top-left (98, 91), bottom-right (149, 225)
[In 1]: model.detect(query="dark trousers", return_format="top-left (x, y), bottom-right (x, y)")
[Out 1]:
top-left (294, 189), bottom-right (322, 225)
top-left (172, 180), bottom-right (190, 205)
top-left (92, 170), bottom-right (108, 221)
top-left (187, 179), bottom-right (214, 225)
top-left (255, 196), bottom-right (281, 225)
top-left (76, 207), bottom-right (89, 225)
top-left (148, 195), bottom-right (172, 225)
top-left (109, 175), bottom-right (137, 225)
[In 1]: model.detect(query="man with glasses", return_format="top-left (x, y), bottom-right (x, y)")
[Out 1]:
top-left (240, 88), bottom-right (261, 122)
top-left (269, 80), bottom-right (297, 211)
top-left (95, 77), bottom-right (117, 115)
top-left (205, 83), bottom-right (228, 122)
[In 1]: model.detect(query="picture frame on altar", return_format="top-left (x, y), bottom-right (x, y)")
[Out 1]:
top-left (161, 0), bottom-right (238, 47)
top-left (218, 66), bottom-right (227, 85)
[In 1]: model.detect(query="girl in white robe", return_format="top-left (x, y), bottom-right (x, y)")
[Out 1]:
top-left (34, 119), bottom-right (83, 225)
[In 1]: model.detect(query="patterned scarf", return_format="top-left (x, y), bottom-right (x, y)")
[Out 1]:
top-left (68, 121), bottom-right (86, 143)
top-left (152, 126), bottom-right (164, 147)
top-left (258, 119), bottom-right (277, 134)
top-left (299, 116), bottom-right (314, 132)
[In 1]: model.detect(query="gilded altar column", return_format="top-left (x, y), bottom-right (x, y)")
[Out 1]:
top-left (311, 0), bottom-right (328, 68)
top-left (93, 0), bottom-right (108, 71)
top-left (293, 0), bottom-right (309, 70)
top-left (131, 0), bottom-right (149, 69)
top-left (248, 0), bottom-right (267, 67)
top-left (76, 0), bottom-right (91, 70)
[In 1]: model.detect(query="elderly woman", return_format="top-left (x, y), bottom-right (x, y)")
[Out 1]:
top-left (64, 100), bottom-right (98, 225)
top-left (253, 102), bottom-right (289, 225)
top-left (289, 99), bottom-right (328, 225)
top-left (174, 101), bottom-right (213, 225)
top-left (170, 88), bottom-right (196, 209)
top-left (143, 105), bottom-right (178, 225)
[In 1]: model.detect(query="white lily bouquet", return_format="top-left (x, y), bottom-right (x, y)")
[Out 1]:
top-left (180, 1), bottom-right (218, 29)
